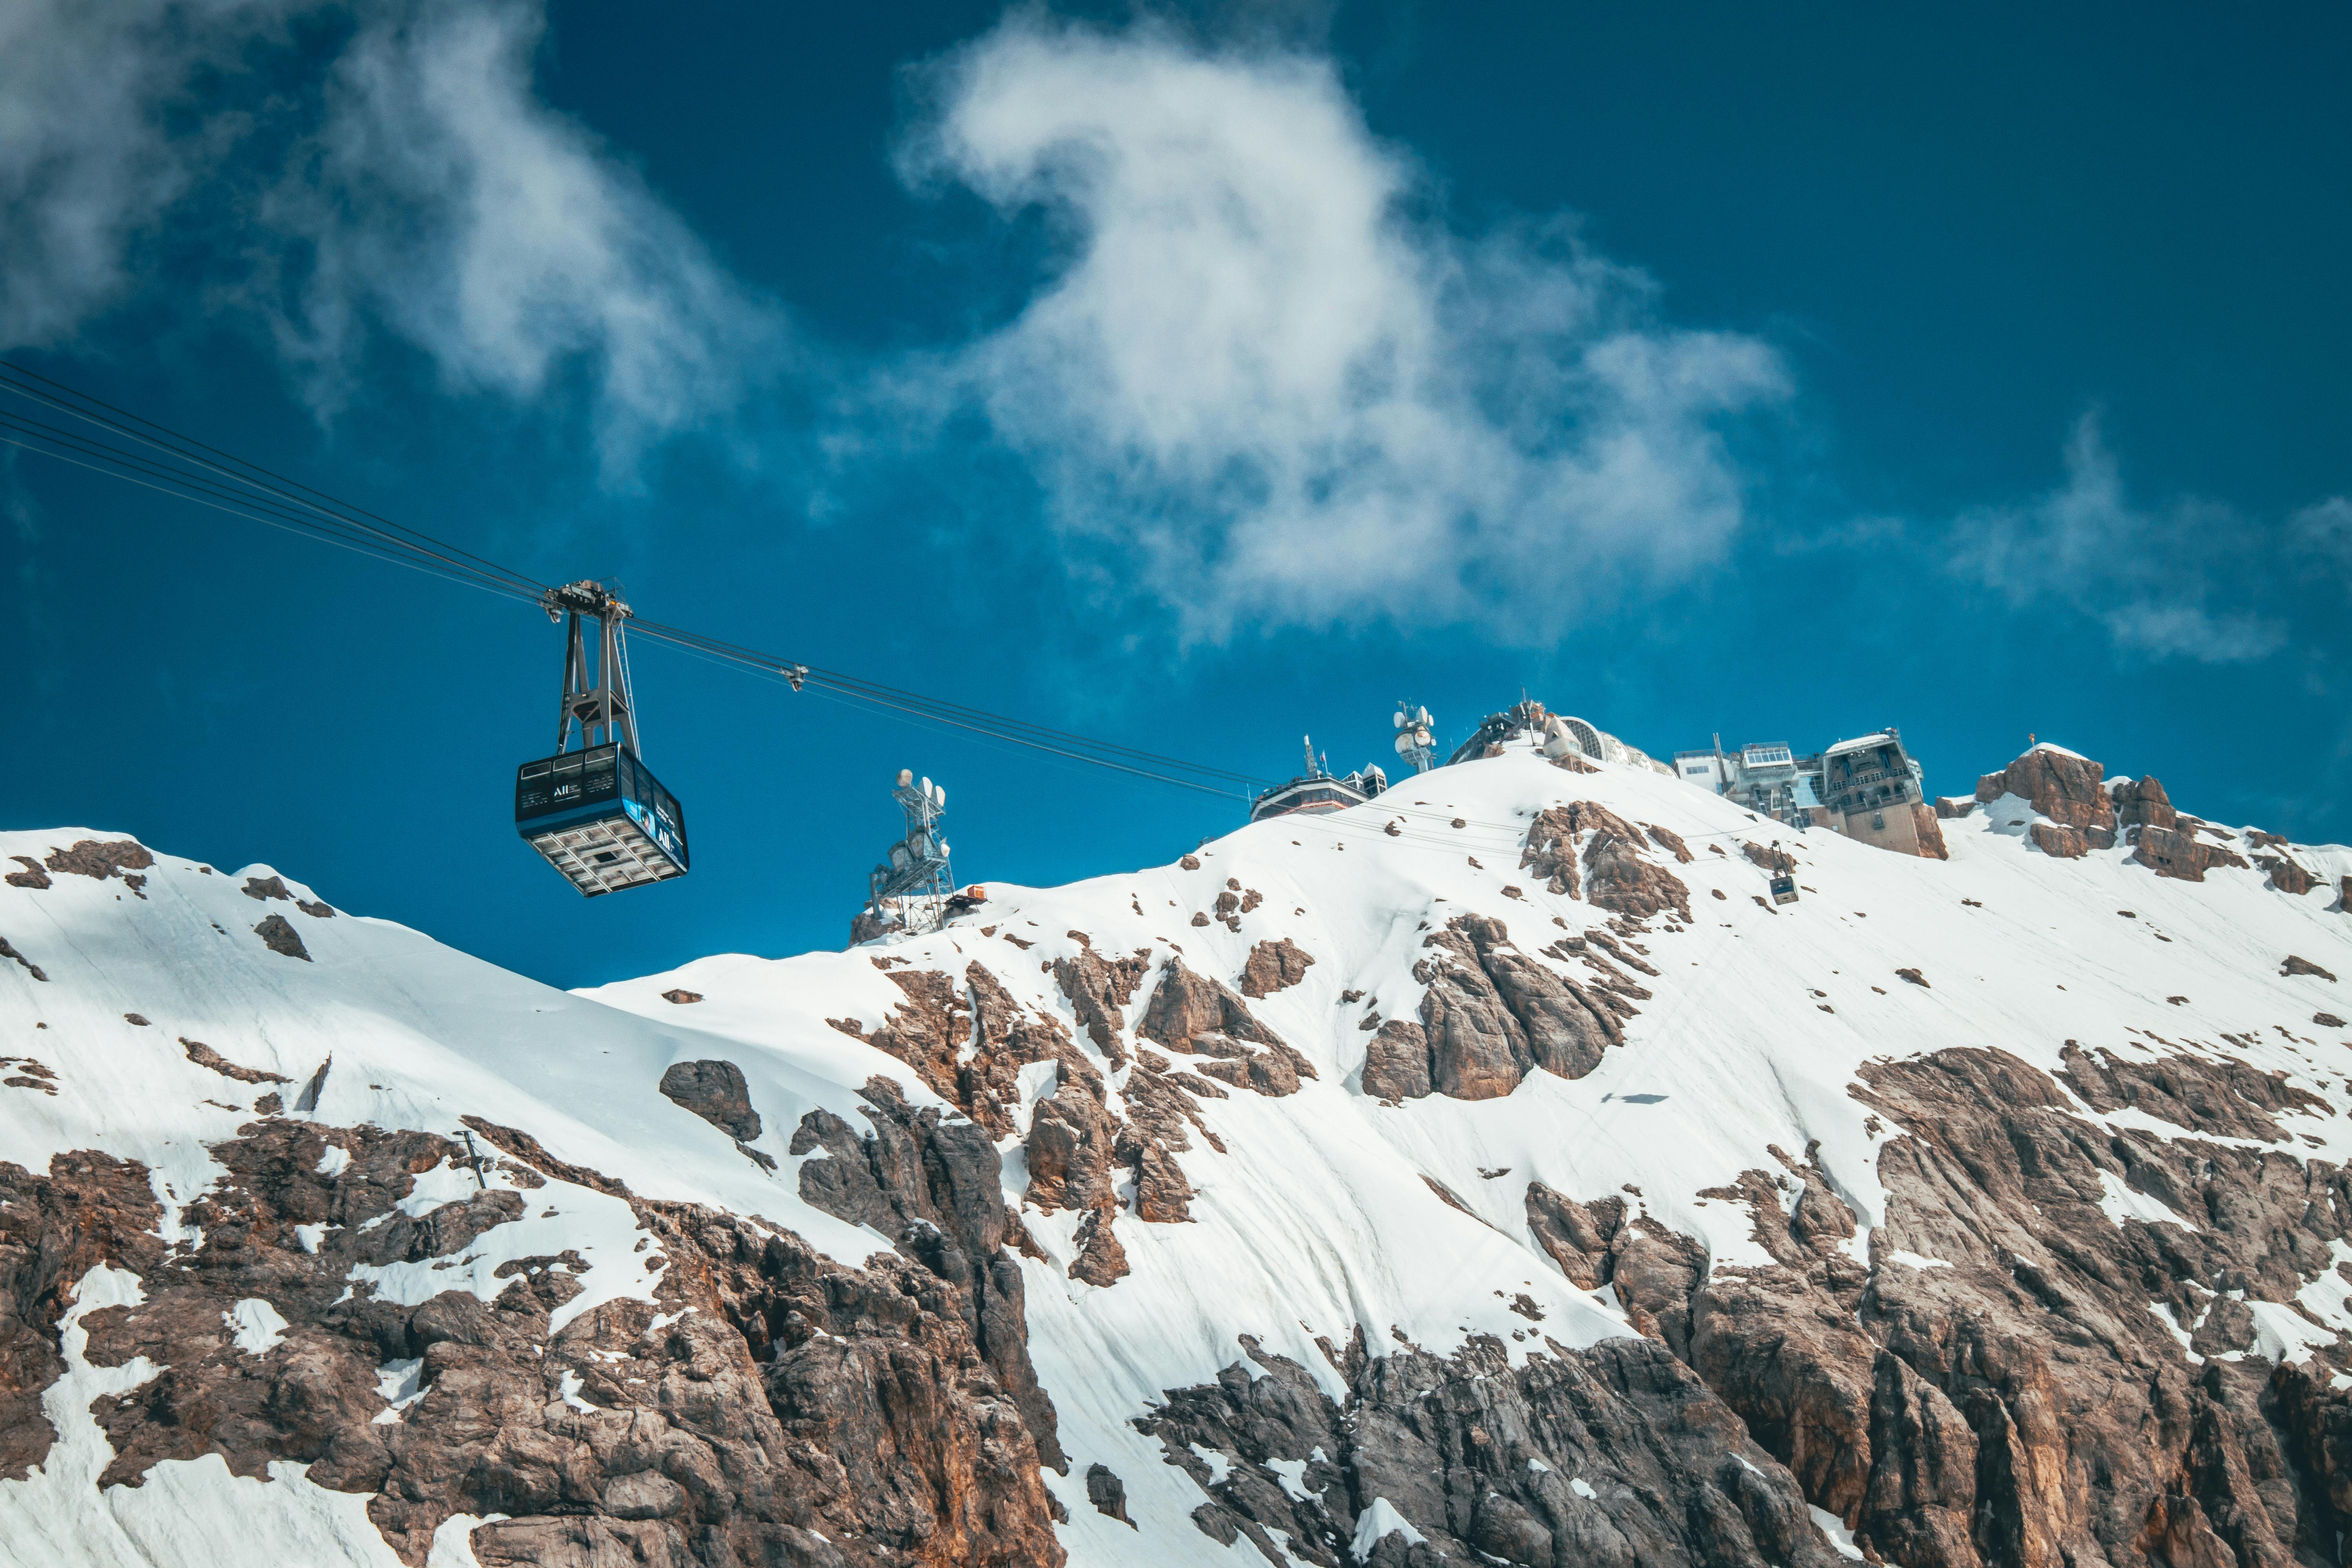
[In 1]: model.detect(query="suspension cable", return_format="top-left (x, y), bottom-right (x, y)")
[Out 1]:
top-left (0, 358), bottom-right (1280, 799)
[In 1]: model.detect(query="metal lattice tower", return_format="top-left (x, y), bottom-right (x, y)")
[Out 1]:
top-left (864, 769), bottom-right (955, 939)
top-left (545, 580), bottom-right (637, 756)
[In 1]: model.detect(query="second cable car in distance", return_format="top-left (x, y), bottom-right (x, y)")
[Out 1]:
top-left (514, 580), bottom-right (690, 897)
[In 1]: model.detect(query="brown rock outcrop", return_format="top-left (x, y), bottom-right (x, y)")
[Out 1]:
top-left (1454, 917), bottom-right (1621, 1079)
top-left (1519, 805), bottom-right (1588, 898)
top-left (849, 958), bottom-right (1223, 1265)
top-left (1521, 800), bottom-right (1692, 920)
top-left (1412, 923), bottom-right (1532, 1100)
top-left (1067, 1209), bottom-right (1129, 1287)
top-left (1138, 1331), bottom-right (1844, 1568)
top-left (2030, 822), bottom-right (2089, 859)
top-left (788, 1082), bottom-right (1065, 1470)
top-left (1359, 1020), bottom-right (1432, 1101)
top-left (2112, 775), bottom-right (2179, 831)
top-left (1237, 936), bottom-right (1315, 999)
top-left (1375, 916), bottom-right (1632, 1103)
top-left (2283, 955), bottom-right (2337, 982)
top-left (1051, 943), bottom-right (1150, 1062)
top-left (2134, 826), bottom-right (2251, 882)
top-left (1136, 958), bottom-right (1313, 1099)
top-left (1587, 829), bottom-right (1693, 923)
top-left (1646, 824), bottom-right (1696, 863)
top-left (1657, 1045), bottom-right (2352, 1568)
top-left (1025, 1079), bottom-right (1119, 1216)
top-left (1980, 748), bottom-right (2119, 848)
top-left (5, 1117), bottom-right (1067, 1565)
top-left (252, 912), bottom-right (311, 960)
top-left (2255, 855), bottom-right (2319, 896)
top-left (5, 857), bottom-right (51, 889)
top-left (181, 1038), bottom-right (290, 1085)
top-left (1523, 1182), bottom-right (1626, 1289)
top-left (0, 1150), bottom-right (164, 1479)
top-left (2055, 1039), bottom-right (2327, 1140)
top-left (41, 838), bottom-right (156, 881)
top-left (842, 964), bottom-right (1095, 1138)
top-left (1911, 803), bottom-right (1952, 860)
top-left (1138, 958), bottom-right (1283, 1054)
top-left (1744, 841), bottom-right (1797, 874)
top-left (657, 1059), bottom-right (762, 1142)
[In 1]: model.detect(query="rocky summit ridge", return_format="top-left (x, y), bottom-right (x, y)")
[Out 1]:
top-left (2, 736), bottom-right (2352, 1568)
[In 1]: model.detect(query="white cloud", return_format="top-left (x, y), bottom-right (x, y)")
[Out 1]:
top-left (0, 0), bottom-right (772, 474)
top-left (0, 0), bottom-right (276, 348)
top-left (266, 0), bottom-right (778, 470)
top-left (897, 19), bottom-right (1788, 641)
top-left (2294, 496), bottom-right (2352, 567)
top-left (1951, 413), bottom-right (2285, 665)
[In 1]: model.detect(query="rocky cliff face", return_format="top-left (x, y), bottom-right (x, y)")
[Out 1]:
top-left (4, 739), bottom-right (2352, 1568)
top-left (2, 1114), bottom-right (1063, 1568)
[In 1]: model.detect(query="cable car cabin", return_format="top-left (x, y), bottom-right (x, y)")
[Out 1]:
top-left (1248, 774), bottom-right (1371, 823)
top-left (514, 744), bottom-right (689, 896)
top-left (1769, 874), bottom-right (1799, 905)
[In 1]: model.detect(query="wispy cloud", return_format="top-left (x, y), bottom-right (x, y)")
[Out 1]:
top-left (1950, 413), bottom-right (2286, 665)
top-left (2294, 496), bottom-right (2352, 570)
top-left (0, 0), bottom-right (776, 474)
top-left (891, 18), bottom-right (1789, 643)
top-left (0, 0), bottom-right (269, 347)
top-left (261, 0), bottom-right (780, 472)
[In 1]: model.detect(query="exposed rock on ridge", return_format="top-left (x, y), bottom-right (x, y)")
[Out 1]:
top-left (1623, 1045), bottom-right (2352, 1568)
top-left (2, 1115), bottom-right (1068, 1568)
top-left (1138, 1332), bottom-right (1844, 1568)
top-left (1365, 915), bottom-right (1629, 1102)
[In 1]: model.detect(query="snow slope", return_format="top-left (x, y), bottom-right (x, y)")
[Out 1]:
top-left (4, 736), bottom-right (2351, 1566)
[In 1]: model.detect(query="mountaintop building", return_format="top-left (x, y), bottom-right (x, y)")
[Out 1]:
top-left (1675, 727), bottom-right (1944, 857)
top-left (1672, 739), bottom-right (1825, 829)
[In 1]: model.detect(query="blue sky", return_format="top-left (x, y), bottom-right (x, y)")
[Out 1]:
top-left (5, 1), bottom-right (2347, 988)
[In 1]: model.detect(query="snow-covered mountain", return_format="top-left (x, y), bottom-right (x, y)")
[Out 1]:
top-left (4, 736), bottom-right (2352, 1568)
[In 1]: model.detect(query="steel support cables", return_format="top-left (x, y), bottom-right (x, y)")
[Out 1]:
top-left (0, 360), bottom-right (546, 605)
top-left (0, 360), bottom-right (1277, 801)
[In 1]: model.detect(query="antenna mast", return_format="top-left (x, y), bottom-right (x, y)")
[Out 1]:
top-left (1393, 702), bottom-right (1436, 774)
top-left (861, 769), bottom-right (956, 941)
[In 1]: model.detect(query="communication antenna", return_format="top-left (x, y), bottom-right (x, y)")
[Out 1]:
top-left (1393, 701), bottom-right (1436, 774)
top-left (862, 768), bottom-right (956, 940)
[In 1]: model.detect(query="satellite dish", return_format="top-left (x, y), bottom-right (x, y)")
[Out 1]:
top-left (932, 784), bottom-right (947, 809)
top-left (1394, 711), bottom-right (1406, 728)
top-left (920, 777), bottom-right (932, 795)
top-left (897, 768), bottom-right (913, 787)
